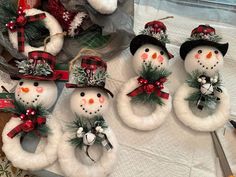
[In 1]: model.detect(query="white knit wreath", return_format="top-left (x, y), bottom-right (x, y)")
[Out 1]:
top-left (2, 116), bottom-right (62, 171)
top-left (58, 128), bottom-right (118, 177)
top-left (8, 8), bottom-right (64, 56)
top-left (117, 77), bottom-right (172, 131)
top-left (173, 83), bottom-right (230, 132)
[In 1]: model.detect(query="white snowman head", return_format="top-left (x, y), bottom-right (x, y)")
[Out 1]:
top-left (184, 46), bottom-right (224, 76)
top-left (70, 87), bottom-right (110, 118)
top-left (130, 20), bottom-right (173, 75)
top-left (132, 44), bottom-right (170, 74)
top-left (15, 79), bottom-right (58, 110)
top-left (180, 24), bottom-right (228, 76)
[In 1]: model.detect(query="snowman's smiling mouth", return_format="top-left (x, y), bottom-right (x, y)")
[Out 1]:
top-left (197, 59), bottom-right (219, 70)
top-left (143, 60), bottom-right (163, 68)
top-left (80, 104), bottom-right (103, 115)
top-left (18, 94), bottom-right (40, 105)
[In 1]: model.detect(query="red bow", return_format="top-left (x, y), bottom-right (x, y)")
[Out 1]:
top-left (7, 108), bottom-right (46, 138)
top-left (127, 77), bottom-right (169, 100)
top-left (6, 7), bottom-right (46, 52)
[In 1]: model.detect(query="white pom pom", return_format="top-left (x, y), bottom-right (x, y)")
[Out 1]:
top-left (210, 78), bottom-right (214, 82)
top-left (213, 79), bottom-right (218, 83)
top-left (83, 132), bottom-right (96, 146)
top-left (200, 83), bottom-right (214, 95)
top-left (96, 126), bottom-right (102, 132)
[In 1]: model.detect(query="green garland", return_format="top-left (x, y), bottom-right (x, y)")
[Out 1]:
top-left (68, 115), bottom-right (107, 149)
top-left (0, 0), bottom-right (49, 46)
top-left (4, 100), bottom-right (50, 138)
top-left (131, 62), bottom-right (171, 105)
top-left (185, 70), bottom-right (222, 110)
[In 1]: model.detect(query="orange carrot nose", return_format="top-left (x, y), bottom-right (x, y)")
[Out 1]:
top-left (152, 53), bottom-right (157, 59)
top-left (206, 52), bottom-right (212, 59)
top-left (89, 98), bottom-right (94, 104)
top-left (21, 87), bottom-right (29, 93)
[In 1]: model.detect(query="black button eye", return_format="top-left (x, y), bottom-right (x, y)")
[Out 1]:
top-left (214, 50), bottom-right (219, 54)
top-left (97, 93), bottom-right (101, 98)
top-left (198, 50), bottom-right (202, 54)
top-left (145, 48), bottom-right (149, 52)
top-left (80, 92), bottom-right (85, 97)
top-left (160, 51), bottom-right (164, 55)
top-left (19, 81), bottom-right (24, 86)
top-left (34, 82), bottom-right (39, 87)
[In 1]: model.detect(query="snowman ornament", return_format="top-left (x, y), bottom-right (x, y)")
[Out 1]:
top-left (58, 56), bottom-right (118, 177)
top-left (174, 24), bottom-right (230, 132)
top-left (2, 51), bottom-right (62, 171)
top-left (117, 20), bottom-right (173, 131)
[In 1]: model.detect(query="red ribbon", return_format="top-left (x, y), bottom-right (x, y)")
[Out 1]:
top-left (127, 77), bottom-right (169, 100)
top-left (6, 7), bottom-right (46, 52)
top-left (7, 108), bottom-right (46, 138)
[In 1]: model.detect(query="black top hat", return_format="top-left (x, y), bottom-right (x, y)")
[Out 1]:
top-left (130, 20), bottom-right (174, 59)
top-left (12, 51), bottom-right (61, 81)
top-left (66, 56), bottom-right (113, 97)
top-left (180, 24), bottom-right (229, 60)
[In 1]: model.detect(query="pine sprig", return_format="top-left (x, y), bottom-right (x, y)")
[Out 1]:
top-left (188, 34), bottom-right (222, 42)
top-left (68, 115), bottom-right (108, 149)
top-left (72, 65), bottom-right (108, 87)
top-left (0, 0), bottom-right (49, 44)
top-left (140, 27), bottom-right (170, 43)
top-left (140, 63), bottom-right (171, 83)
top-left (131, 62), bottom-right (171, 105)
top-left (185, 70), bottom-right (222, 110)
top-left (4, 100), bottom-right (50, 138)
top-left (16, 60), bottom-right (53, 76)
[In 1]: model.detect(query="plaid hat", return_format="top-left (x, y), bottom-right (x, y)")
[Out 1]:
top-left (12, 51), bottom-right (62, 81)
top-left (66, 56), bottom-right (113, 97)
top-left (180, 24), bottom-right (229, 60)
top-left (130, 20), bottom-right (174, 59)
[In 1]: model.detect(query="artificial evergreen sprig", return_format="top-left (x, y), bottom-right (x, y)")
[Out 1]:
top-left (5, 100), bottom-right (50, 138)
top-left (0, 0), bottom-right (49, 44)
top-left (72, 65), bottom-right (108, 87)
top-left (140, 27), bottom-right (170, 43)
top-left (68, 115), bottom-right (108, 149)
top-left (131, 62), bottom-right (171, 105)
top-left (140, 63), bottom-right (171, 83)
top-left (16, 60), bottom-right (53, 76)
top-left (188, 33), bottom-right (222, 43)
top-left (185, 70), bottom-right (222, 110)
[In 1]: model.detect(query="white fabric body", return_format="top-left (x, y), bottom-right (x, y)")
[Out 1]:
top-left (173, 83), bottom-right (230, 132)
top-left (117, 76), bottom-right (171, 131)
top-left (58, 128), bottom-right (118, 177)
top-left (8, 8), bottom-right (64, 56)
top-left (2, 117), bottom-right (62, 171)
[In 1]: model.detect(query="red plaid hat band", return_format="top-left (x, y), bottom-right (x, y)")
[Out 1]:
top-left (81, 56), bottom-right (107, 70)
top-left (28, 51), bottom-right (56, 70)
